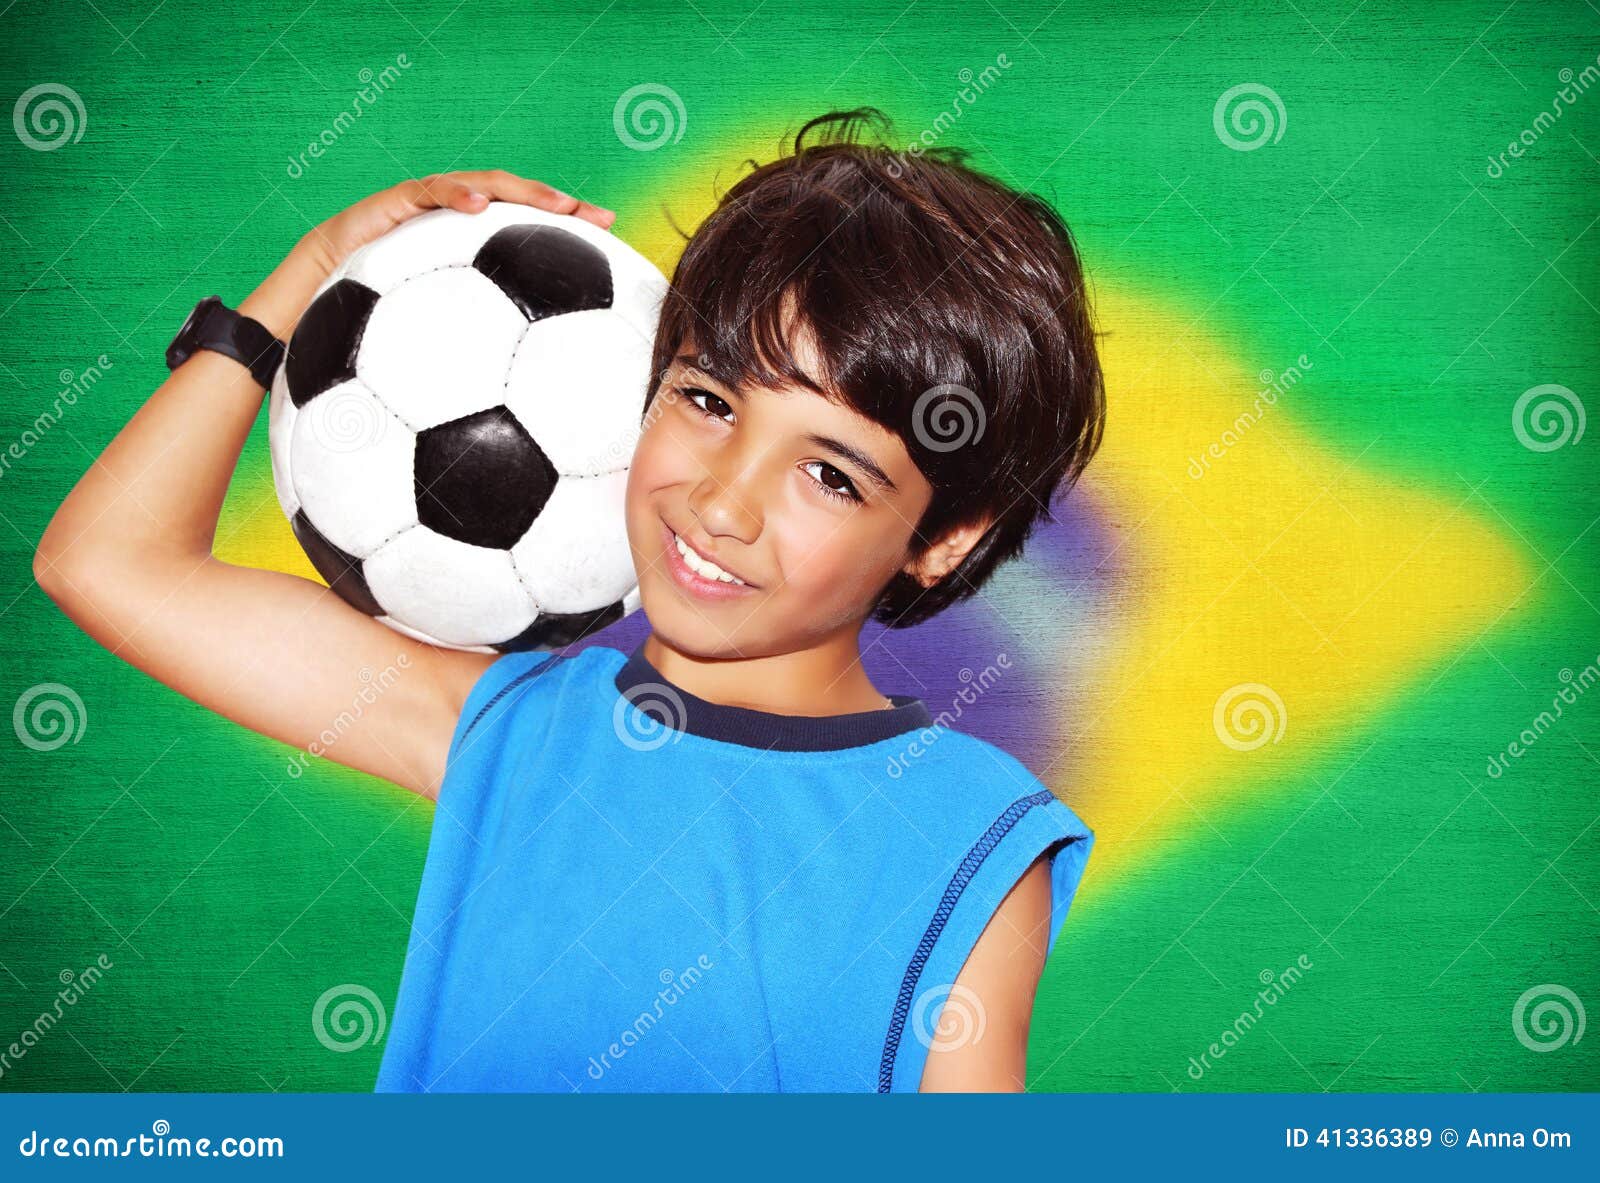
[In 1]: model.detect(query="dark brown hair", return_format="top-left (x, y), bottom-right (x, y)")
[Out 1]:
top-left (644, 107), bottom-right (1105, 628)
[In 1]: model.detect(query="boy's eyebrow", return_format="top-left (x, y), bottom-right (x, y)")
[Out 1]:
top-left (802, 433), bottom-right (899, 495)
top-left (673, 352), bottom-right (739, 389)
top-left (673, 352), bottom-right (899, 495)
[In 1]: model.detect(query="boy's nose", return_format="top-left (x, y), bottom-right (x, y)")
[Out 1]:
top-left (687, 458), bottom-right (764, 546)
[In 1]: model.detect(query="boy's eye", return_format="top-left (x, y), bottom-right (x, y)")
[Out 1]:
top-left (802, 461), bottom-right (863, 505)
top-left (683, 386), bottom-right (734, 423)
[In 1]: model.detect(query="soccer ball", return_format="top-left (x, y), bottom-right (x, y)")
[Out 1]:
top-left (267, 201), bottom-right (666, 653)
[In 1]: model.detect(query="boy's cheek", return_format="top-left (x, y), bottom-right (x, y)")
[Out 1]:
top-left (770, 527), bottom-right (876, 603)
top-left (625, 435), bottom-right (677, 504)
top-left (631, 421), bottom-right (699, 489)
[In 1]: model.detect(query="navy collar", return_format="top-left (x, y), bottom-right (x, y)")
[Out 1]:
top-left (613, 639), bottom-right (935, 752)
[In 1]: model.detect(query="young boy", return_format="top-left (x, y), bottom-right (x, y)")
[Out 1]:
top-left (35, 108), bottom-right (1105, 1092)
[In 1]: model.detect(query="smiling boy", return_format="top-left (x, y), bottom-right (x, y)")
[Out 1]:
top-left (36, 107), bottom-right (1105, 1092)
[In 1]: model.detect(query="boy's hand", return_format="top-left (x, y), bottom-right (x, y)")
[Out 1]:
top-left (297, 170), bottom-right (617, 277)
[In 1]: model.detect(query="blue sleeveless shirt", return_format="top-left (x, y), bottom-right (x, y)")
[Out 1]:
top-left (374, 640), bottom-right (1095, 1093)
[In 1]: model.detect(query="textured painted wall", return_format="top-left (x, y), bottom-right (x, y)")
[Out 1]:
top-left (1, 0), bottom-right (1595, 1092)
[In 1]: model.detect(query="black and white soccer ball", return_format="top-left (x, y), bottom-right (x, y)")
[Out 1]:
top-left (268, 202), bottom-right (666, 652)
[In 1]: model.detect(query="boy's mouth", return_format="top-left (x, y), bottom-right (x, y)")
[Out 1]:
top-left (659, 519), bottom-right (759, 599)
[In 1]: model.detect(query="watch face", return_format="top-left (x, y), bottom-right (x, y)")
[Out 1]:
top-left (168, 295), bottom-right (220, 368)
top-left (182, 297), bottom-right (214, 338)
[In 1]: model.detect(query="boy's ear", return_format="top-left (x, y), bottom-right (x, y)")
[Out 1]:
top-left (902, 513), bottom-right (996, 589)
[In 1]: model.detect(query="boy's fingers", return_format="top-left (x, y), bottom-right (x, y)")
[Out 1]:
top-left (417, 175), bottom-right (484, 212)
top-left (448, 169), bottom-right (616, 228)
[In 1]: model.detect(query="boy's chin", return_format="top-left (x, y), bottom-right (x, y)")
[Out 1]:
top-left (637, 595), bottom-right (763, 659)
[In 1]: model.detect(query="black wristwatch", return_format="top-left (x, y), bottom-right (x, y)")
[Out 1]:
top-left (166, 295), bottom-right (287, 390)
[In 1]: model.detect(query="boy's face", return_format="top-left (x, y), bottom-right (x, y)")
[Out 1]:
top-left (624, 326), bottom-right (935, 658)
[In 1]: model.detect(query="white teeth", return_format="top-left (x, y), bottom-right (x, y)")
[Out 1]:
top-left (674, 533), bottom-right (746, 585)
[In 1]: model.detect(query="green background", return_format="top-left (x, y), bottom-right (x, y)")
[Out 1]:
top-left (1, 0), bottom-right (1597, 1091)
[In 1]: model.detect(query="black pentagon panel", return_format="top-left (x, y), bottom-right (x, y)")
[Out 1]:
top-left (284, 279), bottom-right (381, 407)
top-left (493, 600), bottom-right (627, 653)
top-left (471, 225), bottom-right (613, 323)
top-left (290, 509), bottom-right (385, 616)
top-left (414, 406), bottom-right (558, 549)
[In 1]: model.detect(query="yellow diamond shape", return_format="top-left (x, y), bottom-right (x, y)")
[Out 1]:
top-left (1063, 283), bottom-right (1533, 893)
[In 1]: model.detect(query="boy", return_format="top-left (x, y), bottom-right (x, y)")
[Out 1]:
top-left (35, 108), bottom-right (1105, 1092)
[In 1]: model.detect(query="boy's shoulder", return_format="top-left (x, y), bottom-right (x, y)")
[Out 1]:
top-left (884, 719), bottom-right (1094, 847)
top-left (472, 641), bottom-right (621, 692)
top-left (871, 723), bottom-right (1097, 1090)
top-left (889, 715), bottom-right (1057, 790)
top-left (449, 642), bottom-right (623, 756)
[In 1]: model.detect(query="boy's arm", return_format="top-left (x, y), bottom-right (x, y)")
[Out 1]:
top-left (33, 237), bottom-right (496, 800)
top-left (35, 172), bottom-right (612, 799)
top-left (917, 853), bottom-right (1052, 1092)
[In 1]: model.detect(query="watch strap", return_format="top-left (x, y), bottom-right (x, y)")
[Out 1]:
top-left (168, 296), bottom-right (287, 389)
